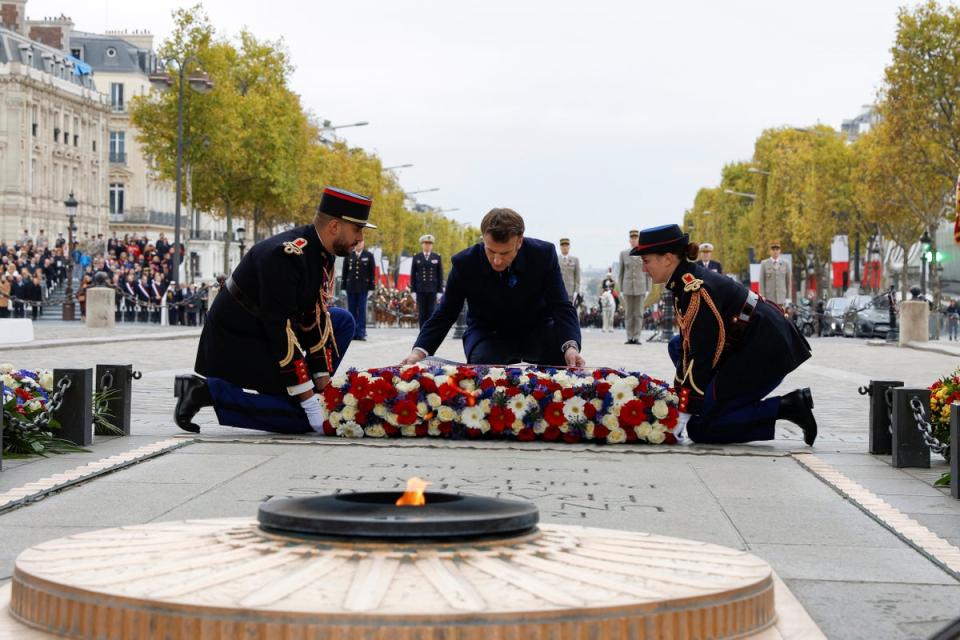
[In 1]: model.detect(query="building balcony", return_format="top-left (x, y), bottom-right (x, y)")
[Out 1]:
top-left (109, 151), bottom-right (126, 164)
top-left (109, 210), bottom-right (175, 227)
top-left (189, 229), bottom-right (228, 242)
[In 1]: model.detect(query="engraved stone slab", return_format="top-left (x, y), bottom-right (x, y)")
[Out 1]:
top-left (10, 519), bottom-right (777, 639)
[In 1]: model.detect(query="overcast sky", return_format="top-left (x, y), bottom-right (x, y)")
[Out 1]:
top-left (31, 0), bottom-right (918, 268)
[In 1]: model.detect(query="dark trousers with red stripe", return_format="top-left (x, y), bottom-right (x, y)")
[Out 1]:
top-left (668, 336), bottom-right (781, 444)
top-left (205, 308), bottom-right (354, 433)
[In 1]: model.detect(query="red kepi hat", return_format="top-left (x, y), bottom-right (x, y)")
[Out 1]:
top-left (318, 187), bottom-right (377, 229)
top-left (630, 224), bottom-right (689, 256)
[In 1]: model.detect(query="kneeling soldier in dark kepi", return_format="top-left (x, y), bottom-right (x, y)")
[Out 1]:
top-left (174, 187), bottom-right (376, 434)
top-left (632, 224), bottom-right (817, 445)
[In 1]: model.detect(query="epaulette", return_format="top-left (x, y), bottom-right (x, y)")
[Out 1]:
top-left (282, 238), bottom-right (308, 256)
top-left (681, 272), bottom-right (703, 292)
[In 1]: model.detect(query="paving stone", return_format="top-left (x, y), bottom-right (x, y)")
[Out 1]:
top-left (749, 543), bottom-right (956, 584)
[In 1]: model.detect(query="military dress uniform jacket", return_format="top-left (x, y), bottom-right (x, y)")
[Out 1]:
top-left (414, 238), bottom-right (581, 358)
top-left (759, 257), bottom-right (791, 304)
top-left (559, 254), bottom-right (581, 299)
top-left (411, 252), bottom-right (443, 294)
top-left (668, 261), bottom-right (811, 415)
top-left (342, 249), bottom-right (375, 293)
top-left (195, 224), bottom-right (338, 396)
top-left (698, 259), bottom-right (722, 274)
top-left (619, 249), bottom-right (648, 296)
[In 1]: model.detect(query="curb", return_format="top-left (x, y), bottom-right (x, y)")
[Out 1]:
top-left (0, 330), bottom-right (203, 351)
top-left (900, 341), bottom-right (960, 358)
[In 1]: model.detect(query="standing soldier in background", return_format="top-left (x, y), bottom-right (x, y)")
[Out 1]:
top-left (697, 242), bottom-right (722, 273)
top-left (619, 229), bottom-right (648, 345)
top-left (411, 234), bottom-right (443, 328)
top-left (759, 240), bottom-right (791, 305)
top-left (558, 238), bottom-right (581, 306)
top-left (342, 239), bottom-right (376, 341)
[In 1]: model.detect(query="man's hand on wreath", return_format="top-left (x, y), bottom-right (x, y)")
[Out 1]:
top-left (564, 347), bottom-right (586, 368)
top-left (401, 349), bottom-right (426, 366)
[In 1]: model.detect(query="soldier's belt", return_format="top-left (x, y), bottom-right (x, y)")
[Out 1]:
top-left (728, 290), bottom-right (759, 343)
top-left (226, 277), bottom-right (262, 318)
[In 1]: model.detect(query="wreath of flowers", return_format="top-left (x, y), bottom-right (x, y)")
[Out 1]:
top-left (321, 364), bottom-right (681, 444)
top-left (928, 366), bottom-right (958, 454)
top-left (1, 364), bottom-right (54, 422)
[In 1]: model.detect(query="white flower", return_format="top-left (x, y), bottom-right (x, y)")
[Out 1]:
top-left (0, 363), bottom-right (13, 374)
top-left (401, 424), bottom-right (418, 437)
top-left (585, 424), bottom-right (595, 439)
top-left (647, 428), bottom-right (666, 444)
top-left (398, 380), bottom-right (420, 393)
top-left (25, 399), bottom-right (41, 412)
top-left (39, 371), bottom-right (53, 391)
top-left (636, 422), bottom-right (653, 440)
top-left (553, 371), bottom-right (573, 388)
top-left (340, 406), bottom-right (357, 421)
top-left (361, 424), bottom-right (384, 438)
top-left (534, 420), bottom-right (547, 434)
top-left (331, 374), bottom-right (348, 387)
top-left (1, 374), bottom-right (15, 389)
top-left (343, 393), bottom-right (358, 407)
top-left (426, 393), bottom-right (442, 408)
top-left (373, 405), bottom-right (387, 417)
top-left (417, 402), bottom-right (429, 417)
top-left (437, 406), bottom-right (456, 422)
top-left (511, 419), bottom-right (524, 434)
top-left (562, 396), bottom-right (587, 422)
top-left (652, 400), bottom-right (669, 420)
top-left (623, 375), bottom-right (640, 389)
top-left (427, 420), bottom-right (441, 436)
top-left (338, 422), bottom-right (365, 438)
top-left (666, 392), bottom-right (679, 404)
top-left (434, 375), bottom-right (449, 387)
top-left (609, 382), bottom-right (634, 407)
top-left (442, 365), bottom-right (458, 375)
top-left (459, 379), bottom-right (476, 392)
top-left (605, 373), bottom-right (622, 384)
top-left (479, 399), bottom-right (491, 413)
top-left (591, 398), bottom-right (603, 410)
top-left (552, 390), bottom-right (563, 403)
top-left (487, 367), bottom-right (506, 381)
top-left (601, 413), bottom-right (620, 430)
top-left (461, 406), bottom-right (485, 429)
top-left (508, 394), bottom-right (530, 418)
top-left (607, 428), bottom-right (627, 444)
top-left (328, 411), bottom-right (342, 428)
top-left (384, 412), bottom-right (399, 426)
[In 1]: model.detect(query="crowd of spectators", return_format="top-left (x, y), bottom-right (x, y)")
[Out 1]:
top-left (1, 229), bottom-right (208, 325)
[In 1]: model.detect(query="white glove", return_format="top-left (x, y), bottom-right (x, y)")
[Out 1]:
top-left (676, 412), bottom-right (691, 438)
top-left (300, 394), bottom-right (326, 433)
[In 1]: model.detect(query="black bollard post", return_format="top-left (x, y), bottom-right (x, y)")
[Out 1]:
top-left (96, 364), bottom-right (134, 435)
top-left (951, 404), bottom-right (958, 500)
top-left (867, 380), bottom-right (902, 455)
top-left (52, 369), bottom-right (93, 446)
top-left (891, 387), bottom-right (931, 469)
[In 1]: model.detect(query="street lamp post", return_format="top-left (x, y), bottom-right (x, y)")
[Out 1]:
top-left (920, 229), bottom-right (931, 297)
top-left (62, 192), bottom-right (78, 321)
top-left (150, 56), bottom-right (212, 290)
top-left (383, 163), bottom-right (414, 171)
top-left (723, 189), bottom-right (757, 200)
top-left (236, 227), bottom-right (246, 260)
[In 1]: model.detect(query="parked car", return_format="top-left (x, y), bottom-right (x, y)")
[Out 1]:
top-left (841, 295), bottom-right (892, 338)
top-left (821, 297), bottom-right (853, 336)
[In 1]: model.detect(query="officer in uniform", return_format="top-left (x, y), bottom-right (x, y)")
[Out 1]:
top-left (619, 229), bottom-right (648, 344)
top-left (401, 208), bottom-right (585, 368)
top-left (697, 242), bottom-right (722, 273)
top-left (632, 224), bottom-right (817, 445)
top-left (411, 234), bottom-right (443, 327)
top-left (342, 239), bottom-right (375, 340)
top-left (558, 238), bottom-right (581, 304)
top-left (173, 187), bottom-right (376, 434)
top-left (759, 240), bottom-right (791, 305)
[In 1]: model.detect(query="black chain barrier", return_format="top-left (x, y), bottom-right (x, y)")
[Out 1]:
top-left (2, 375), bottom-right (72, 431)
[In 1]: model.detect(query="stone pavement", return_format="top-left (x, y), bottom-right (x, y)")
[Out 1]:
top-left (0, 322), bottom-right (958, 639)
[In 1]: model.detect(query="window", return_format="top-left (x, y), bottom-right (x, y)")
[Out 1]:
top-left (73, 134), bottom-right (78, 147)
top-left (109, 131), bottom-right (125, 163)
top-left (110, 83), bottom-right (124, 111)
top-left (32, 123), bottom-right (37, 137)
top-left (53, 127), bottom-right (59, 143)
top-left (70, 47), bottom-right (82, 60)
top-left (109, 183), bottom-right (125, 214)
top-left (92, 139), bottom-right (96, 152)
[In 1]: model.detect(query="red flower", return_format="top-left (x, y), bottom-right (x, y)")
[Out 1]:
top-left (517, 428), bottom-right (536, 441)
top-left (358, 398), bottom-right (375, 414)
top-left (488, 406), bottom-right (516, 434)
top-left (457, 366), bottom-right (475, 379)
top-left (351, 376), bottom-right (371, 398)
top-left (543, 426), bottom-right (561, 441)
top-left (322, 420), bottom-right (335, 436)
top-left (506, 386), bottom-right (521, 397)
top-left (438, 382), bottom-right (460, 402)
top-left (322, 385), bottom-right (343, 410)
top-left (466, 427), bottom-right (482, 439)
top-left (532, 389), bottom-right (547, 401)
top-left (593, 424), bottom-right (610, 440)
top-left (624, 427), bottom-right (638, 442)
top-left (400, 366), bottom-right (420, 382)
top-left (369, 379), bottom-right (397, 404)
top-left (419, 377), bottom-right (438, 394)
top-left (618, 399), bottom-right (646, 427)
top-left (439, 422), bottom-right (453, 437)
top-left (383, 424), bottom-right (400, 437)
top-left (415, 424), bottom-right (428, 437)
top-left (543, 402), bottom-right (566, 427)
top-left (355, 412), bottom-right (369, 425)
top-left (584, 402), bottom-right (597, 419)
top-left (595, 382), bottom-right (611, 397)
top-left (480, 378), bottom-right (496, 391)
top-left (562, 432), bottom-right (581, 444)
top-left (593, 370), bottom-right (604, 380)
top-left (393, 399), bottom-right (418, 425)
top-left (664, 432), bottom-right (678, 444)
top-left (561, 388), bottom-right (575, 400)
top-left (661, 405), bottom-right (679, 428)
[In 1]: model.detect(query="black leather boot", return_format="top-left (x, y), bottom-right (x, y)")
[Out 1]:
top-left (778, 387), bottom-right (817, 446)
top-left (174, 374), bottom-right (212, 434)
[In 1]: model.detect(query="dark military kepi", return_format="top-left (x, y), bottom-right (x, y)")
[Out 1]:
top-left (633, 224), bottom-right (817, 445)
top-left (174, 187), bottom-right (376, 434)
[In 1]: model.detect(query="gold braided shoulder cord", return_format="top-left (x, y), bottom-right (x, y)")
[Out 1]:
top-left (699, 289), bottom-right (726, 367)
top-left (278, 319), bottom-right (300, 367)
top-left (309, 262), bottom-right (340, 359)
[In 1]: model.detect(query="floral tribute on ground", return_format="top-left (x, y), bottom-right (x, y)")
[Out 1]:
top-left (0, 364), bottom-right (72, 455)
top-left (321, 364), bottom-right (682, 444)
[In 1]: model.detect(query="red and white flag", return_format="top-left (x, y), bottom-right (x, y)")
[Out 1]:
top-left (954, 172), bottom-right (960, 245)
top-left (831, 235), bottom-right (849, 288)
top-left (396, 256), bottom-right (413, 291)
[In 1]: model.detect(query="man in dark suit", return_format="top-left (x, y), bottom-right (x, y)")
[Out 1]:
top-left (697, 242), bottom-right (723, 273)
top-left (411, 234), bottom-right (443, 327)
top-left (401, 208), bottom-right (585, 367)
top-left (342, 239), bottom-right (376, 340)
top-left (174, 187), bottom-right (375, 434)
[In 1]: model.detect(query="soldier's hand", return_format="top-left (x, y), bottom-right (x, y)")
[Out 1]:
top-left (314, 376), bottom-right (330, 392)
top-left (401, 349), bottom-right (426, 366)
top-left (564, 347), bottom-right (586, 368)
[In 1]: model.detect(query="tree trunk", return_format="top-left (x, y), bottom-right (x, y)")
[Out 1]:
top-left (253, 206), bottom-right (262, 243)
top-left (222, 200), bottom-right (233, 275)
top-left (929, 224), bottom-right (941, 309)
top-left (901, 246), bottom-right (910, 302)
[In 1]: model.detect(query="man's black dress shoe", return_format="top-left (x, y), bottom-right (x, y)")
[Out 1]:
top-left (174, 374), bottom-right (212, 434)
top-left (778, 387), bottom-right (817, 446)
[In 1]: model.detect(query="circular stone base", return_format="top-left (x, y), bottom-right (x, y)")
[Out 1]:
top-left (10, 519), bottom-right (777, 639)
